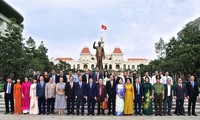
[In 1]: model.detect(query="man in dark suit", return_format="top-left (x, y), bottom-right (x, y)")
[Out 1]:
top-left (96, 79), bottom-right (107, 115)
top-left (86, 78), bottom-right (97, 115)
top-left (106, 75), bottom-right (116, 115)
top-left (174, 78), bottom-right (187, 116)
top-left (134, 77), bottom-right (143, 115)
top-left (75, 76), bottom-right (87, 115)
top-left (65, 76), bottom-right (76, 115)
top-left (36, 76), bottom-right (46, 115)
top-left (82, 69), bottom-right (92, 84)
top-left (113, 71), bottom-right (120, 84)
top-left (91, 67), bottom-right (103, 83)
top-left (163, 78), bottom-right (173, 116)
top-left (3, 77), bottom-right (14, 114)
top-left (34, 70), bottom-right (41, 82)
top-left (187, 75), bottom-right (199, 116)
top-left (58, 70), bottom-right (67, 83)
top-left (49, 69), bottom-right (59, 84)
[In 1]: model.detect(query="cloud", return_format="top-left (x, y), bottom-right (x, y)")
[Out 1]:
top-left (6, 0), bottom-right (200, 60)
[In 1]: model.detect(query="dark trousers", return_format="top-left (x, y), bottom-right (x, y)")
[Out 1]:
top-left (135, 95), bottom-right (142, 114)
top-left (163, 96), bottom-right (172, 114)
top-left (97, 100), bottom-right (105, 114)
top-left (154, 94), bottom-right (162, 114)
top-left (87, 97), bottom-right (96, 114)
top-left (38, 96), bottom-right (46, 114)
top-left (4, 94), bottom-right (14, 113)
top-left (67, 97), bottom-right (75, 114)
top-left (76, 97), bottom-right (85, 114)
top-left (108, 95), bottom-right (115, 114)
top-left (188, 96), bottom-right (197, 114)
top-left (47, 97), bottom-right (55, 113)
top-left (176, 98), bottom-right (184, 114)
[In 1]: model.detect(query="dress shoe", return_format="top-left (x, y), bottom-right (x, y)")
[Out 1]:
top-left (38, 113), bottom-right (42, 115)
top-left (87, 113), bottom-right (90, 115)
top-left (4, 112), bottom-right (9, 114)
top-left (81, 113), bottom-right (84, 115)
top-left (135, 113), bottom-right (138, 115)
top-left (155, 113), bottom-right (159, 116)
top-left (77, 113), bottom-right (79, 115)
top-left (168, 113), bottom-right (172, 116)
top-left (139, 113), bottom-right (142, 116)
top-left (107, 112), bottom-right (111, 115)
top-left (192, 113), bottom-right (198, 116)
top-left (112, 113), bottom-right (115, 115)
top-left (71, 113), bottom-right (75, 115)
top-left (180, 113), bottom-right (185, 116)
top-left (163, 113), bottom-right (166, 116)
top-left (46, 112), bottom-right (50, 115)
top-left (10, 112), bottom-right (14, 115)
top-left (92, 113), bottom-right (94, 115)
top-left (159, 113), bottom-right (162, 116)
top-left (67, 113), bottom-right (70, 115)
top-left (97, 113), bottom-right (100, 115)
top-left (102, 113), bottom-right (105, 115)
top-left (51, 112), bottom-right (55, 114)
top-left (177, 113), bottom-right (180, 116)
top-left (188, 113), bottom-right (191, 116)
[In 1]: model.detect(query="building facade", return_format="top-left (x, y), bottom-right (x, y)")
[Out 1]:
top-left (0, 0), bottom-right (24, 37)
top-left (51, 45), bottom-right (149, 71)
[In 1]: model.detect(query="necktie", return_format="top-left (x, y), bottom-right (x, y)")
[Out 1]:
top-left (7, 83), bottom-right (11, 94)
top-left (99, 86), bottom-right (102, 95)
top-left (192, 82), bottom-right (194, 88)
top-left (137, 84), bottom-right (139, 94)
top-left (96, 72), bottom-right (98, 81)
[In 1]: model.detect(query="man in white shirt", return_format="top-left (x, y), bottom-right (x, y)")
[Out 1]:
top-left (151, 71), bottom-right (159, 85)
top-left (143, 72), bottom-right (151, 84)
top-left (161, 71), bottom-right (173, 85)
top-left (163, 78), bottom-right (173, 116)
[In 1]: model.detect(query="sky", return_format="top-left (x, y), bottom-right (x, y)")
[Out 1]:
top-left (6, 0), bottom-right (200, 60)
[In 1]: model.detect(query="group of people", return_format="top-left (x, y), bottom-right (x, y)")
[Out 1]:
top-left (3, 67), bottom-right (200, 116)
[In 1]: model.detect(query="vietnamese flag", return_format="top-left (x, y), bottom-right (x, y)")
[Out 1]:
top-left (101, 25), bottom-right (107, 30)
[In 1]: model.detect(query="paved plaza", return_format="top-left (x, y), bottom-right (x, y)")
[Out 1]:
top-left (0, 113), bottom-right (200, 120)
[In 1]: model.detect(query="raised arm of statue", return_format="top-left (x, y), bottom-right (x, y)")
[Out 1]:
top-left (93, 42), bottom-right (97, 49)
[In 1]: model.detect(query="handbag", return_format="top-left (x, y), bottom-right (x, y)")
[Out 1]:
top-left (102, 101), bottom-right (108, 109)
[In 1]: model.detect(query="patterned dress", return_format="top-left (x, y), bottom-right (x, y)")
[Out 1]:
top-left (30, 83), bottom-right (39, 114)
top-left (143, 83), bottom-right (153, 115)
top-left (115, 83), bottom-right (125, 116)
top-left (55, 82), bottom-right (66, 109)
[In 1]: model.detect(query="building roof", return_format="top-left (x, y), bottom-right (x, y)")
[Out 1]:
top-left (128, 58), bottom-right (147, 61)
top-left (55, 58), bottom-right (74, 61)
top-left (113, 47), bottom-right (123, 54)
top-left (81, 47), bottom-right (91, 54)
top-left (0, 0), bottom-right (24, 24)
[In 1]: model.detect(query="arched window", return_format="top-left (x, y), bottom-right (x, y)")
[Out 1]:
top-left (83, 64), bottom-right (88, 69)
top-left (116, 64), bottom-right (120, 69)
top-left (109, 64), bottom-right (112, 69)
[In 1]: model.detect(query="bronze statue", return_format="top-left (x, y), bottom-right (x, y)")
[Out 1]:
top-left (93, 41), bottom-right (105, 70)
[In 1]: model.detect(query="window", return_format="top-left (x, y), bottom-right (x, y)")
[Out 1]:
top-left (109, 64), bottom-right (112, 69)
top-left (77, 64), bottom-right (80, 69)
top-left (116, 64), bottom-right (120, 69)
top-left (83, 64), bottom-right (88, 69)
top-left (128, 65), bottom-right (130, 69)
top-left (132, 65), bottom-right (135, 69)
top-left (123, 64), bottom-right (126, 69)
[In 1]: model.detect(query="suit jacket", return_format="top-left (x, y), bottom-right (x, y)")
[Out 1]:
top-left (86, 83), bottom-right (97, 98)
top-left (75, 82), bottom-right (87, 98)
top-left (187, 81), bottom-right (199, 97)
top-left (174, 83), bottom-right (187, 100)
top-left (45, 82), bottom-right (56, 98)
top-left (65, 82), bottom-right (76, 98)
top-left (4, 82), bottom-right (14, 96)
top-left (49, 74), bottom-right (59, 84)
top-left (36, 81), bottom-right (46, 97)
top-left (114, 76), bottom-right (121, 84)
top-left (106, 80), bottom-right (116, 97)
top-left (82, 74), bottom-right (92, 83)
top-left (134, 83), bottom-right (143, 98)
top-left (164, 84), bottom-right (173, 99)
top-left (34, 74), bottom-right (41, 82)
top-left (58, 75), bottom-right (67, 83)
top-left (91, 72), bottom-right (103, 83)
top-left (96, 84), bottom-right (106, 101)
